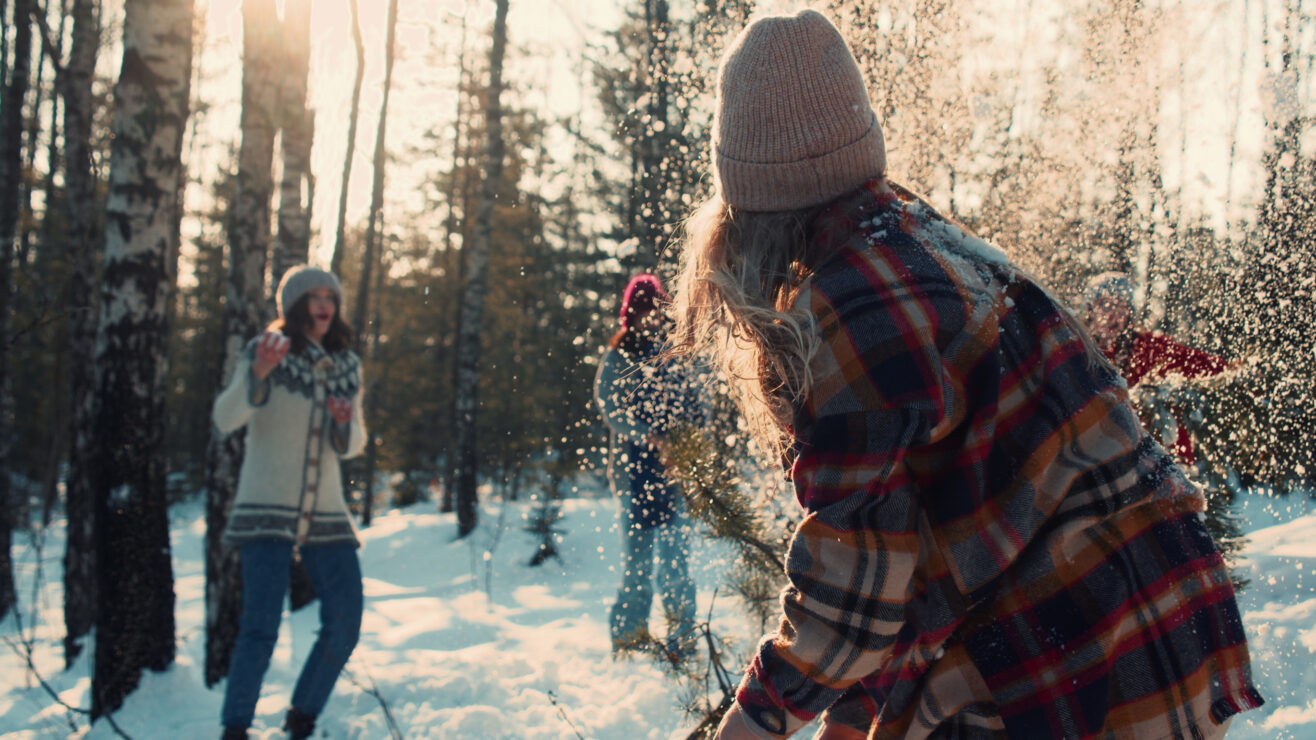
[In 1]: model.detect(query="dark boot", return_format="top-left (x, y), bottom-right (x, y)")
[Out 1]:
top-left (221, 727), bottom-right (248, 740)
top-left (283, 707), bottom-right (316, 740)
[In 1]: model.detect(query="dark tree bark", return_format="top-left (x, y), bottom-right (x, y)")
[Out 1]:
top-left (271, 0), bottom-right (311, 284)
top-left (203, 0), bottom-right (278, 689)
top-left (90, 0), bottom-right (193, 717)
top-left (439, 12), bottom-right (468, 515)
top-left (61, 0), bottom-right (101, 668)
top-left (17, 0), bottom-right (49, 264)
top-left (329, 0), bottom-right (364, 277)
top-left (637, 0), bottom-right (670, 264)
top-left (0, 0), bottom-right (34, 624)
top-left (349, 0), bottom-right (398, 523)
top-left (1, 0), bottom-right (10, 94)
top-left (361, 257), bottom-right (385, 526)
top-left (451, 0), bottom-right (509, 539)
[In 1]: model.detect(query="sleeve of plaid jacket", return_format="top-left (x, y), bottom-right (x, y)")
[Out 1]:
top-left (734, 271), bottom-right (957, 738)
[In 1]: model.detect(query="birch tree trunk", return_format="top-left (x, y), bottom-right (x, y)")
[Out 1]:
top-left (272, 0), bottom-right (311, 283)
top-left (90, 0), bottom-right (193, 717)
top-left (329, 0), bottom-right (364, 276)
top-left (203, 0), bottom-right (278, 688)
top-left (62, 0), bottom-right (102, 668)
top-left (452, 0), bottom-right (509, 539)
top-left (0, 0), bottom-right (34, 623)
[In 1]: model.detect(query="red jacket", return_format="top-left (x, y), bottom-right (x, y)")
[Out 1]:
top-left (1108, 330), bottom-right (1227, 463)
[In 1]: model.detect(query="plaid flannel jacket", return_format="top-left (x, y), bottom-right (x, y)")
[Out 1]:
top-left (735, 180), bottom-right (1262, 739)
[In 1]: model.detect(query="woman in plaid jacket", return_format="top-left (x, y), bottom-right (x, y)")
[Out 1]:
top-left (672, 10), bottom-right (1262, 740)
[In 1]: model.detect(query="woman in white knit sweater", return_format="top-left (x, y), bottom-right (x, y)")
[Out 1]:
top-left (212, 265), bottom-right (366, 740)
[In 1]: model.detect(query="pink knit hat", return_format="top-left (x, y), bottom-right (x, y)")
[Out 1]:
top-left (712, 10), bottom-right (886, 212)
top-left (619, 274), bottom-right (669, 329)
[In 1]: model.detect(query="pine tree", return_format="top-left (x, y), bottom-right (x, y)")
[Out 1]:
top-left (90, 0), bottom-right (194, 716)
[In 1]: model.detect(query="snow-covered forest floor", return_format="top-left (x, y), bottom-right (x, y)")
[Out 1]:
top-left (3, 481), bottom-right (1314, 739)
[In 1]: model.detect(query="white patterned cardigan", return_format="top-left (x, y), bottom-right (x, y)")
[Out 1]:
top-left (213, 336), bottom-right (366, 547)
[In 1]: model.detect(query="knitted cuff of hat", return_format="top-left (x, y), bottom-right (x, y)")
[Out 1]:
top-left (715, 119), bottom-right (885, 212)
top-left (277, 265), bottom-right (344, 319)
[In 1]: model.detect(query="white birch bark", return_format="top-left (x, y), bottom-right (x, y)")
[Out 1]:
top-left (90, 0), bottom-right (194, 717)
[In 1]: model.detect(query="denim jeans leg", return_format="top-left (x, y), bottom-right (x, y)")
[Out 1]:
top-left (656, 513), bottom-right (697, 656)
top-left (610, 503), bottom-right (656, 645)
top-left (221, 540), bottom-right (293, 729)
top-left (289, 543), bottom-right (363, 717)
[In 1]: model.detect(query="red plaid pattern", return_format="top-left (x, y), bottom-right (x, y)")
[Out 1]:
top-left (735, 180), bottom-right (1262, 739)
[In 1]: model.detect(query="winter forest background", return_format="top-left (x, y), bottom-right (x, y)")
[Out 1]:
top-left (1, 0), bottom-right (1315, 737)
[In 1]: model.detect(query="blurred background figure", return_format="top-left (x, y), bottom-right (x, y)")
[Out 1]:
top-left (594, 274), bottom-right (701, 663)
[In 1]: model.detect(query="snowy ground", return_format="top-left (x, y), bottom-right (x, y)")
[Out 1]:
top-left (2, 484), bottom-right (1314, 739)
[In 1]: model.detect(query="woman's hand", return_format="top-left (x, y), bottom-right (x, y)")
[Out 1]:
top-left (251, 332), bottom-right (290, 379)
top-left (327, 396), bottom-right (354, 425)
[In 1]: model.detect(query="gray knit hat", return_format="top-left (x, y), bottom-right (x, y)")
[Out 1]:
top-left (277, 265), bottom-right (343, 319)
top-left (712, 9), bottom-right (886, 212)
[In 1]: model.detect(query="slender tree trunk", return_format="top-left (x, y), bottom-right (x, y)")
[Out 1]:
top-left (352, 0), bottom-right (397, 343)
top-left (638, 0), bottom-right (669, 264)
top-left (90, 0), bottom-right (193, 717)
top-left (0, 0), bottom-right (34, 623)
top-left (329, 0), bottom-right (364, 276)
top-left (452, 0), bottom-right (509, 539)
top-left (203, 0), bottom-right (278, 688)
top-left (1222, 0), bottom-right (1250, 225)
top-left (38, 0), bottom-right (69, 268)
top-left (61, 0), bottom-right (101, 668)
top-left (272, 0), bottom-right (311, 283)
top-left (2, 0), bottom-right (10, 97)
top-left (345, 0), bottom-right (397, 518)
top-left (438, 12), bottom-right (468, 515)
top-left (17, 0), bottom-right (48, 264)
top-left (361, 254), bottom-right (384, 526)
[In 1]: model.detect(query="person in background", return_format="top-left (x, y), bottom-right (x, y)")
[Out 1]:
top-left (1081, 270), bottom-right (1228, 465)
top-left (595, 273), bottom-right (701, 663)
top-left (670, 10), bottom-right (1262, 739)
top-left (212, 265), bottom-right (366, 740)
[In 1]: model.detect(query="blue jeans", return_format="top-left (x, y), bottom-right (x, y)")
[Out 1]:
top-left (221, 541), bottom-right (363, 729)
top-left (610, 494), bottom-right (697, 658)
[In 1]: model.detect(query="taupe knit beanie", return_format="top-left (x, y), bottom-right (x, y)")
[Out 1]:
top-left (277, 265), bottom-right (343, 319)
top-left (713, 9), bottom-right (886, 212)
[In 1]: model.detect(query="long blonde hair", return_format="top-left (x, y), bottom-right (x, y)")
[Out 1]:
top-left (669, 196), bottom-right (822, 464)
